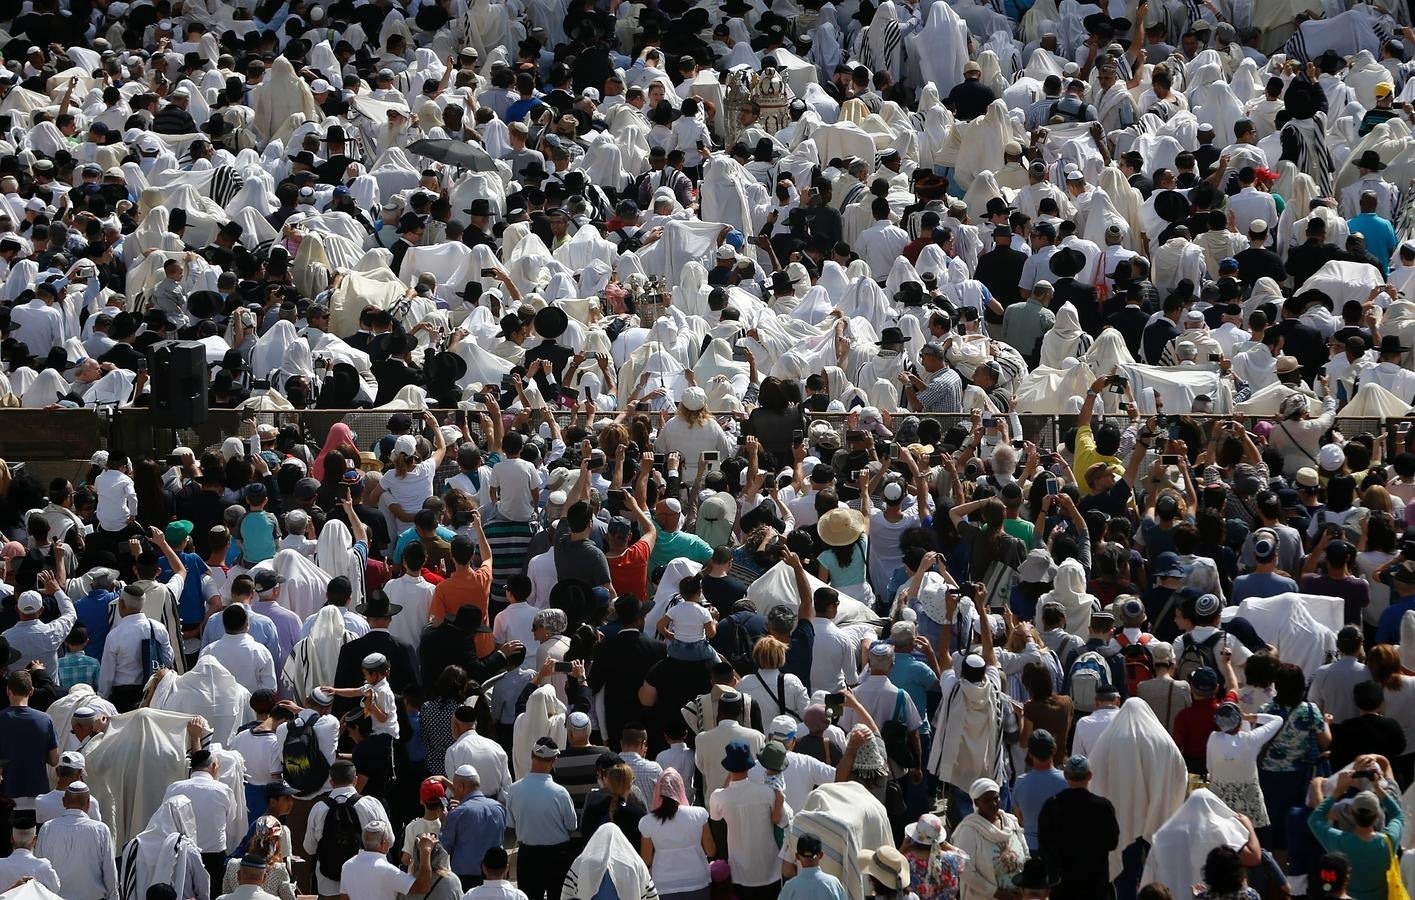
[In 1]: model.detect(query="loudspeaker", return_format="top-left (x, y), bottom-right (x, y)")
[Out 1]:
top-left (149, 340), bottom-right (209, 427)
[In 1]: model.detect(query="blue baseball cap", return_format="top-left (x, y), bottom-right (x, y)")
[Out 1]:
top-left (724, 228), bottom-right (745, 250)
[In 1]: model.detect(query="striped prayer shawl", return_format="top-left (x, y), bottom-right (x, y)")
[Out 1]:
top-left (484, 518), bottom-right (537, 604)
top-left (209, 165), bottom-right (244, 208)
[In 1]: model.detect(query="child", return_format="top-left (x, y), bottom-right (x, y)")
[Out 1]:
top-left (279, 510), bottom-right (318, 557)
top-left (655, 718), bottom-right (696, 801)
top-left (320, 652), bottom-right (399, 739)
top-left (401, 776), bottom-right (449, 867)
top-left (494, 573), bottom-right (540, 656)
top-left (238, 482), bottom-right (279, 565)
top-left (658, 574), bottom-right (717, 661)
top-left (56, 625), bottom-right (98, 689)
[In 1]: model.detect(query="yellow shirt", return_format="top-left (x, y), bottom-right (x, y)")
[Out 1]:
top-left (1073, 424), bottom-right (1125, 497)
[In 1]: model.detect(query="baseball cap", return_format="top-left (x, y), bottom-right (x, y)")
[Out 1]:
top-left (769, 715), bottom-right (798, 740)
top-left (1189, 666), bottom-right (1220, 694)
top-left (1351, 790), bottom-right (1382, 817)
top-left (58, 751), bottom-right (85, 770)
top-left (16, 591), bottom-right (43, 615)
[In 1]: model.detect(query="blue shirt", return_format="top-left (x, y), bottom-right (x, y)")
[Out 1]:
top-left (202, 603), bottom-right (282, 662)
top-left (1376, 595), bottom-right (1415, 644)
top-left (1230, 572), bottom-right (1299, 604)
top-left (441, 792), bottom-right (507, 875)
top-left (159, 552), bottom-right (209, 627)
top-left (887, 654), bottom-right (938, 735)
top-left (505, 773), bottom-right (577, 846)
top-left (392, 527), bottom-right (457, 566)
top-left (0, 706), bottom-right (57, 799)
top-left (1012, 767), bottom-right (1067, 851)
top-left (1348, 213), bottom-right (1398, 275)
top-left (74, 589), bottom-right (117, 660)
top-left (778, 866), bottom-right (850, 900)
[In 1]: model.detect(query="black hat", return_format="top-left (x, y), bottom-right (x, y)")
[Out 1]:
top-left (168, 207), bottom-right (187, 231)
top-left (426, 350), bottom-right (468, 385)
top-left (1152, 190), bottom-right (1189, 224)
top-left (219, 221), bottom-right (244, 242)
top-left (534, 305), bottom-right (569, 340)
top-left (457, 280), bottom-right (483, 301)
top-left (398, 212), bottom-right (425, 233)
top-left (498, 313), bottom-right (523, 339)
top-left (520, 161), bottom-right (549, 181)
top-left (187, 290), bottom-right (221, 320)
top-left (464, 197), bottom-right (493, 217)
top-left (1356, 150), bottom-right (1387, 171)
top-left (452, 605), bottom-right (493, 632)
top-left (0, 637), bottom-right (20, 665)
top-left (877, 326), bottom-right (905, 346)
top-left (1049, 246), bottom-right (1087, 278)
top-left (1380, 334), bottom-right (1409, 356)
top-left (354, 589), bottom-right (403, 617)
top-left (289, 149), bottom-right (317, 168)
top-left (324, 124), bottom-right (348, 143)
top-left (770, 271), bottom-right (794, 294)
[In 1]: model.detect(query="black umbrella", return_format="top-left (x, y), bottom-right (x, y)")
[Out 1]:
top-left (406, 138), bottom-right (498, 173)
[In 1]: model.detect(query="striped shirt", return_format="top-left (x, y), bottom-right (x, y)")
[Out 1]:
top-left (917, 367), bottom-right (964, 413)
top-left (56, 652), bottom-right (99, 690)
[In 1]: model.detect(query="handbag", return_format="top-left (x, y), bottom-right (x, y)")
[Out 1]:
top-left (1387, 834), bottom-right (1410, 900)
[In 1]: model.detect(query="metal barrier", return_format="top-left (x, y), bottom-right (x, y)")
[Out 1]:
top-left (1, 406), bottom-right (1405, 465)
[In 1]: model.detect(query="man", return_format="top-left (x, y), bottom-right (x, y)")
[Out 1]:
top-left (552, 711), bottom-right (611, 813)
top-left (589, 596), bottom-right (665, 750)
top-left (1227, 167), bottom-right (1277, 236)
top-left (975, 224), bottom-right (1028, 313)
top-left (200, 604), bottom-right (277, 693)
top-left (1234, 220), bottom-right (1286, 286)
top-left (341, 823), bottom-right (435, 900)
top-left (445, 704), bottom-right (513, 801)
top-left (1012, 731), bottom-right (1066, 853)
top-left (780, 834), bottom-right (848, 900)
top-left (36, 751), bottom-right (99, 822)
top-left (526, 500), bottom-right (614, 607)
top-left (1230, 529), bottom-right (1298, 602)
top-left (440, 765), bottom-right (507, 889)
top-left (710, 741), bottom-right (782, 900)
top-left (99, 573), bottom-right (177, 711)
top-left (0, 815), bottom-right (60, 892)
top-left (1347, 191), bottom-right (1399, 277)
top-left (901, 343), bottom-right (963, 412)
top-left (4, 579), bottom-right (75, 676)
top-left (432, 528), bottom-right (495, 659)
top-left (840, 643), bottom-right (922, 779)
top-left (856, 197), bottom-right (910, 278)
top-left (0, 670), bottom-right (59, 812)
top-left (1070, 684), bottom-right (1121, 758)
top-left (1035, 755), bottom-right (1120, 899)
top-left (333, 591), bottom-right (419, 704)
top-left (947, 60), bottom-right (997, 120)
top-left (304, 759), bottom-right (390, 900)
top-left (1301, 539), bottom-right (1369, 626)
top-left (164, 748), bottom-right (238, 887)
top-left (464, 846), bottom-right (526, 900)
top-left (999, 280), bottom-right (1057, 368)
top-left (1310, 626), bottom-right (1370, 724)
top-left (694, 690), bottom-right (766, 799)
top-left (646, 496), bottom-right (713, 574)
top-left (224, 853), bottom-right (283, 900)
top-left (505, 738), bottom-right (578, 900)
top-left (1340, 150), bottom-right (1399, 220)
top-left (35, 782), bottom-right (116, 900)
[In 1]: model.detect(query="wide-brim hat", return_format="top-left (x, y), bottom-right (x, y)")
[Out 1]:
top-left (877, 326), bottom-right (905, 345)
top-left (1153, 190), bottom-right (1189, 224)
top-left (1356, 150), bottom-right (1387, 171)
top-left (857, 847), bottom-right (909, 891)
top-left (187, 290), bottom-right (221, 321)
top-left (1049, 246), bottom-right (1087, 278)
top-left (354, 592), bottom-right (403, 617)
top-left (534, 305), bottom-right (569, 340)
top-left (818, 508), bottom-right (866, 547)
top-left (426, 351), bottom-right (468, 385)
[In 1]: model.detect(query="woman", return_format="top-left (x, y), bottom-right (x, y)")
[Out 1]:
top-left (1206, 701), bottom-right (1284, 827)
top-left (133, 457), bottom-right (173, 527)
top-left (1017, 662), bottom-right (1070, 763)
top-left (1270, 391), bottom-right (1337, 477)
top-left (740, 636), bottom-right (810, 721)
top-left (1357, 511), bottom-right (1398, 626)
top-left (899, 813), bottom-right (968, 900)
top-left (639, 768), bottom-right (713, 900)
top-left (221, 816), bottom-right (296, 900)
top-left (1308, 769), bottom-right (1405, 900)
top-left (314, 422), bottom-right (359, 477)
top-left (1258, 662), bottom-right (1331, 846)
top-left (653, 387), bottom-right (735, 483)
top-left (398, 841), bottom-right (463, 900)
top-left (368, 410), bottom-right (449, 529)
top-left (1193, 846), bottom-right (1260, 900)
top-left (583, 762), bottom-right (647, 847)
top-left (817, 506), bottom-right (871, 602)
top-left (1366, 644), bottom-right (1415, 786)
top-left (420, 665), bottom-right (469, 776)
top-left (1304, 853), bottom-right (1351, 899)
top-left (949, 778), bottom-right (1028, 900)
top-left (745, 377), bottom-right (805, 465)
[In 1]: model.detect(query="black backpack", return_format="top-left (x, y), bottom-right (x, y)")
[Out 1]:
top-left (282, 715), bottom-right (330, 796)
top-left (1177, 631), bottom-right (1225, 683)
top-left (315, 794), bottom-right (362, 880)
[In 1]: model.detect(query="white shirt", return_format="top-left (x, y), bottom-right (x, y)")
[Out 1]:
top-left (709, 779), bottom-right (780, 887)
top-left (738, 669), bottom-right (810, 721)
top-left (383, 574), bottom-right (434, 649)
top-left (1071, 706), bottom-right (1122, 758)
top-left (8, 299), bottom-right (65, 359)
top-left (666, 601), bottom-right (712, 643)
top-left (230, 726), bottom-right (283, 786)
top-left (745, 749), bottom-right (836, 812)
top-left (490, 458), bottom-right (540, 521)
top-left (341, 848), bottom-right (415, 900)
top-left (695, 722), bottom-right (765, 799)
top-left (445, 730), bottom-right (513, 802)
top-left (526, 550), bottom-right (560, 610)
top-left (200, 632), bottom-right (277, 694)
top-left (465, 880), bottom-right (530, 900)
top-left (810, 619), bottom-right (861, 694)
top-left (1174, 625), bottom-right (1252, 672)
top-left (0, 847), bottom-right (60, 893)
top-left (1227, 186), bottom-right (1278, 236)
top-left (857, 221), bottom-right (911, 278)
top-left (94, 469), bottom-right (138, 532)
top-left (492, 602), bottom-right (540, 655)
top-left (1207, 713), bottom-right (1284, 785)
top-left (163, 771), bottom-right (236, 853)
top-left (98, 611), bottom-right (174, 694)
top-left (35, 788), bottom-right (99, 823)
top-left (304, 787), bottom-right (390, 895)
top-left (35, 808), bottom-right (117, 900)
top-left (4, 590), bottom-right (76, 672)
top-left (639, 804), bottom-right (712, 894)
top-left (274, 710), bottom-right (340, 797)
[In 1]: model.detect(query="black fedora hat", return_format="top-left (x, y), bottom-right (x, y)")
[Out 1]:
top-left (187, 290), bottom-right (222, 321)
top-left (426, 350), bottom-right (468, 385)
top-left (324, 124), bottom-right (348, 143)
top-left (534, 305), bottom-right (569, 340)
top-left (1356, 150), bottom-right (1387, 171)
top-left (457, 280), bottom-right (483, 301)
top-left (520, 160), bottom-right (549, 181)
top-left (219, 220), bottom-right (244, 242)
top-left (1152, 189), bottom-right (1189, 224)
top-left (464, 197), bottom-right (493, 217)
top-left (354, 589), bottom-right (403, 617)
top-left (1049, 246), bottom-right (1087, 278)
top-left (877, 326), bottom-right (905, 346)
top-left (452, 604), bottom-right (493, 632)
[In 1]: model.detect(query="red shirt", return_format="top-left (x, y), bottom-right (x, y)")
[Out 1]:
top-left (1171, 691), bottom-right (1237, 765)
top-left (608, 539), bottom-right (651, 601)
top-left (432, 562), bottom-right (494, 657)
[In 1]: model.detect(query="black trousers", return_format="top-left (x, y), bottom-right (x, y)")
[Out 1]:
top-left (109, 684), bottom-right (145, 713)
top-left (517, 842), bottom-right (574, 900)
top-left (200, 851), bottom-right (226, 891)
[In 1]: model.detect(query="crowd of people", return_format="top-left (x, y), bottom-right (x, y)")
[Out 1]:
top-left (11, 0), bottom-right (1415, 898)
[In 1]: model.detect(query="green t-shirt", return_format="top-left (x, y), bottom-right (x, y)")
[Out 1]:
top-left (649, 525), bottom-right (714, 574)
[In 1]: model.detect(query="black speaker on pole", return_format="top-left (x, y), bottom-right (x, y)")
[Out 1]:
top-left (149, 340), bottom-right (209, 427)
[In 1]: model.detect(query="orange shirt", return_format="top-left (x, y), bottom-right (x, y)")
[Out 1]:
top-left (608, 538), bottom-right (651, 601)
top-left (431, 562), bottom-right (494, 657)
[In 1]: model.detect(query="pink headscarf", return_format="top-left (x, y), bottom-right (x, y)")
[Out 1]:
top-left (313, 423), bottom-right (357, 478)
top-left (651, 768), bottom-right (689, 811)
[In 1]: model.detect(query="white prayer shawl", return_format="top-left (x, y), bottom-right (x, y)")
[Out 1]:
top-left (637, 219), bottom-right (724, 287)
top-left (838, 278), bottom-right (892, 336)
top-left (956, 101), bottom-right (1021, 191)
top-left (148, 656), bottom-right (251, 747)
top-left (1234, 592), bottom-right (1342, 668)
top-left (1035, 559), bottom-right (1099, 636)
top-left (1013, 362), bottom-right (1096, 414)
top-left (20, 370), bottom-right (67, 408)
top-left (49, 686), bottom-right (116, 759)
top-left (119, 796), bottom-right (201, 900)
top-left (1303, 261), bottom-right (1386, 310)
top-left (283, 604), bottom-right (351, 704)
top-left (554, 227), bottom-right (617, 273)
top-left (781, 783), bottom-right (893, 900)
top-left (928, 670), bottom-right (1006, 789)
top-left (1038, 303), bottom-right (1087, 370)
top-left (563, 824), bottom-right (658, 900)
top-left (251, 320), bottom-right (299, 385)
top-left (85, 709), bottom-right (211, 848)
top-left (912, 3), bottom-right (970, 96)
top-left (699, 157), bottom-right (756, 241)
top-left (316, 519), bottom-right (365, 606)
top-left (1141, 789), bottom-right (1252, 899)
top-left (1339, 382), bottom-right (1414, 420)
top-left (513, 685), bottom-right (568, 779)
top-left (1189, 65), bottom-right (1246, 150)
top-left (81, 370), bottom-right (138, 407)
top-left (1124, 363), bottom-right (1226, 414)
top-left (1090, 699), bottom-right (1189, 877)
